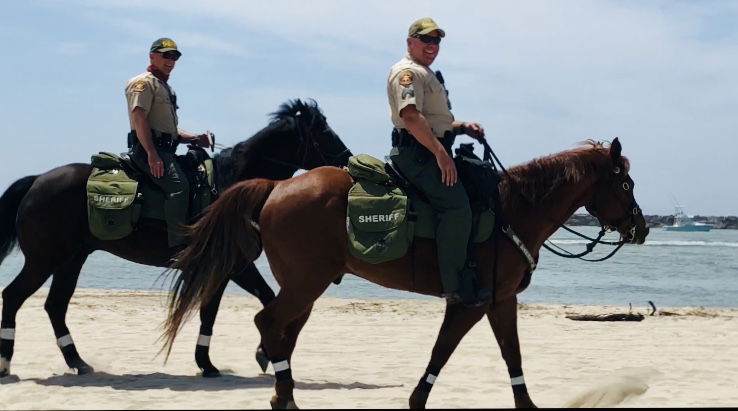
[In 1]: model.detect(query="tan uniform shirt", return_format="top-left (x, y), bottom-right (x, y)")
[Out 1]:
top-left (125, 72), bottom-right (178, 136)
top-left (387, 56), bottom-right (454, 138)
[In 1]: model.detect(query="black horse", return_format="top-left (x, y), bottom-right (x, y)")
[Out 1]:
top-left (0, 99), bottom-right (352, 378)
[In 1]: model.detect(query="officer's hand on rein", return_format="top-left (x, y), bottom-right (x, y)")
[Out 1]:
top-left (462, 122), bottom-right (485, 139)
top-left (191, 133), bottom-right (212, 148)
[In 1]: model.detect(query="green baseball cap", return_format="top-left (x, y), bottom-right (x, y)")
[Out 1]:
top-left (150, 37), bottom-right (181, 55)
top-left (408, 18), bottom-right (445, 38)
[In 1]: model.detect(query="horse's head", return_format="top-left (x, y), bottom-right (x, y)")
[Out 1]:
top-left (584, 138), bottom-right (649, 244)
top-left (274, 99), bottom-right (353, 169)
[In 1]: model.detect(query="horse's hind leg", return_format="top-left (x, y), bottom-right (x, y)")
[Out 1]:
top-left (1, 261), bottom-right (53, 377)
top-left (255, 288), bottom-right (322, 410)
top-left (283, 304), bottom-right (312, 362)
top-left (44, 253), bottom-right (93, 375)
top-left (409, 304), bottom-right (486, 409)
top-left (486, 297), bottom-right (536, 408)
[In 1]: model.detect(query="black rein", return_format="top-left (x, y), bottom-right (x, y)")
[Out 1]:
top-left (472, 136), bottom-right (627, 263)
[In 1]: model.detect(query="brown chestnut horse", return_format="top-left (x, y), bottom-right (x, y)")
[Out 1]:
top-left (0, 99), bottom-right (351, 379)
top-left (163, 138), bottom-right (649, 408)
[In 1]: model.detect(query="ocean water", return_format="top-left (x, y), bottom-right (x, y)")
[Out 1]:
top-left (0, 226), bottom-right (736, 308)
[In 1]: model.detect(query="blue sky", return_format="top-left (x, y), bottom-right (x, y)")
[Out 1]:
top-left (1, 0), bottom-right (737, 216)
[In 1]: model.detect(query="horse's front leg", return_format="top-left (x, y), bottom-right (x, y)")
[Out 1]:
top-left (487, 297), bottom-right (536, 408)
top-left (409, 304), bottom-right (486, 409)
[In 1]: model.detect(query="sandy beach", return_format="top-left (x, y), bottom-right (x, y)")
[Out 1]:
top-left (1, 288), bottom-right (736, 409)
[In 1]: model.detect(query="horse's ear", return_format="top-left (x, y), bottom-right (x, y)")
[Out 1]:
top-left (610, 137), bottom-right (622, 162)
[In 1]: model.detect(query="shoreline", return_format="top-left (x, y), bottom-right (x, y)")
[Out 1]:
top-left (1, 289), bottom-right (737, 408)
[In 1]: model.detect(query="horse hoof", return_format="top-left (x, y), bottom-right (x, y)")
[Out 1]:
top-left (409, 388), bottom-right (429, 409)
top-left (270, 395), bottom-right (299, 409)
top-left (0, 374), bottom-right (19, 384)
top-left (200, 368), bottom-right (221, 378)
top-left (255, 346), bottom-right (270, 373)
top-left (0, 358), bottom-right (10, 378)
top-left (515, 399), bottom-right (537, 408)
top-left (76, 364), bottom-right (94, 375)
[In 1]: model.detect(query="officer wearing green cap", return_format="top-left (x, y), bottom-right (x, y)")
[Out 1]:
top-left (124, 37), bottom-right (212, 249)
top-left (387, 18), bottom-right (490, 307)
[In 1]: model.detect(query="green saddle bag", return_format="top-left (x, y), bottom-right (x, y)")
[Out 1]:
top-left (86, 152), bottom-right (141, 240)
top-left (346, 155), bottom-right (414, 263)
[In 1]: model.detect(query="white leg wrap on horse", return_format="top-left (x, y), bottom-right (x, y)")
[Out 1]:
top-left (196, 334), bottom-right (211, 346)
top-left (0, 357), bottom-right (9, 374)
top-left (0, 328), bottom-right (15, 340)
top-left (425, 374), bottom-right (437, 384)
top-left (511, 375), bottom-right (526, 386)
top-left (57, 334), bottom-right (74, 348)
top-left (273, 360), bottom-right (290, 372)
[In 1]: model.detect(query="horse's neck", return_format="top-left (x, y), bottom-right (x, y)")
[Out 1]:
top-left (243, 145), bottom-right (299, 180)
top-left (507, 176), bottom-right (595, 251)
top-left (216, 131), bottom-right (300, 189)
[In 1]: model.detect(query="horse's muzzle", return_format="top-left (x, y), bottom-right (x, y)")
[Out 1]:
top-left (625, 224), bottom-right (649, 244)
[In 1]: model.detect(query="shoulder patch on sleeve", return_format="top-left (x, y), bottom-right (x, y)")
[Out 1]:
top-left (132, 80), bottom-right (147, 92)
top-left (399, 70), bottom-right (414, 86)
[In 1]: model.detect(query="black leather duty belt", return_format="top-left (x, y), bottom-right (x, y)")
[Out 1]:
top-left (127, 130), bottom-right (178, 153)
top-left (391, 128), bottom-right (454, 154)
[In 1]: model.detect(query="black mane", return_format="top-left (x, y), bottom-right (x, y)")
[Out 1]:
top-left (211, 99), bottom-right (324, 190)
top-left (269, 98), bottom-right (325, 127)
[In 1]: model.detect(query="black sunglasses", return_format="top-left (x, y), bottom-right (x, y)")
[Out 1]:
top-left (415, 34), bottom-right (442, 45)
top-left (161, 51), bottom-right (181, 61)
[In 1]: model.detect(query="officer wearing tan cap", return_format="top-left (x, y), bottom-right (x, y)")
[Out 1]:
top-left (387, 18), bottom-right (490, 307)
top-left (125, 37), bottom-right (212, 249)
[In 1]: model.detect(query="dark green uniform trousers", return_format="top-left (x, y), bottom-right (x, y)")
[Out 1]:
top-left (131, 145), bottom-right (190, 247)
top-left (390, 143), bottom-right (472, 294)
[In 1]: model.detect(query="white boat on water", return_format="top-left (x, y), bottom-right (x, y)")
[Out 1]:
top-left (664, 206), bottom-right (712, 232)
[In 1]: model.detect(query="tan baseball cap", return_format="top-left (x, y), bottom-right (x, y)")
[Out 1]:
top-left (408, 18), bottom-right (446, 38)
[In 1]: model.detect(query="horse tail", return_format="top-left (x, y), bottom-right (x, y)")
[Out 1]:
top-left (0, 175), bottom-right (38, 264)
top-left (161, 178), bottom-right (276, 358)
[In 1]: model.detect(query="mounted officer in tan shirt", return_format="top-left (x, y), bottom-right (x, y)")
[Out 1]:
top-left (387, 18), bottom-right (490, 307)
top-left (388, 56), bottom-right (454, 141)
top-left (125, 37), bottom-right (212, 249)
